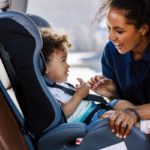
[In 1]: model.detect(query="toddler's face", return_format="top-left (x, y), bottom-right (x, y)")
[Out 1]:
top-left (45, 49), bottom-right (70, 83)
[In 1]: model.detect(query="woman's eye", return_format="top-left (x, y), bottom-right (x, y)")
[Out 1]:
top-left (107, 27), bottom-right (111, 32)
top-left (116, 30), bottom-right (124, 34)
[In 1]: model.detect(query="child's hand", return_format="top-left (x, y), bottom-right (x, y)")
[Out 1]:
top-left (75, 78), bottom-right (86, 88)
top-left (75, 78), bottom-right (89, 99)
top-left (87, 75), bottom-right (117, 99)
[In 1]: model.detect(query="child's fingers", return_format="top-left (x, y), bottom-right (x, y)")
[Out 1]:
top-left (75, 84), bottom-right (79, 89)
top-left (76, 78), bottom-right (82, 83)
top-left (77, 78), bottom-right (86, 85)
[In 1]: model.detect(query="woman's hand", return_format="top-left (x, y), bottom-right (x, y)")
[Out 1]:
top-left (87, 75), bottom-right (117, 99)
top-left (101, 109), bottom-right (138, 139)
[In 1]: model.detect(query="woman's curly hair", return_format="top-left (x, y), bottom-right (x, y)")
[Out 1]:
top-left (96, 0), bottom-right (150, 33)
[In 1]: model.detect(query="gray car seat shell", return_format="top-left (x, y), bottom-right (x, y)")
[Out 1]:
top-left (27, 14), bottom-right (50, 28)
top-left (0, 11), bottom-right (150, 150)
top-left (0, 11), bottom-right (58, 137)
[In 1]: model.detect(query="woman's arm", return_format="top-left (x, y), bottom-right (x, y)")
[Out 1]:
top-left (135, 104), bottom-right (150, 120)
top-left (113, 100), bottom-right (150, 120)
top-left (113, 99), bottom-right (135, 110)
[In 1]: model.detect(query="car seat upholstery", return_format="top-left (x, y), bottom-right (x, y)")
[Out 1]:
top-left (0, 11), bottom-right (150, 150)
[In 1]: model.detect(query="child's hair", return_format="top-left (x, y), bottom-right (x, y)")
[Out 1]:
top-left (40, 27), bottom-right (72, 62)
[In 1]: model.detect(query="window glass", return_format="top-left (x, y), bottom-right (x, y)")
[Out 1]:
top-left (27, 0), bottom-right (108, 82)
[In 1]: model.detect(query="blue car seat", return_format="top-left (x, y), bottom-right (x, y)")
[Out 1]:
top-left (0, 11), bottom-right (150, 150)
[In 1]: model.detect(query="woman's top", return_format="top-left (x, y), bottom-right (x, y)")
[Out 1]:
top-left (101, 41), bottom-right (150, 105)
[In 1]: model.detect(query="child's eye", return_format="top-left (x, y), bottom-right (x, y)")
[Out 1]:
top-left (62, 59), bottom-right (66, 62)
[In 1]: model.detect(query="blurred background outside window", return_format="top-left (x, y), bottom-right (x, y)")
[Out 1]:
top-left (27, 0), bottom-right (108, 84)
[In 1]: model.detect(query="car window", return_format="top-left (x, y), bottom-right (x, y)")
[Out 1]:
top-left (27, 0), bottom-right (108, 83)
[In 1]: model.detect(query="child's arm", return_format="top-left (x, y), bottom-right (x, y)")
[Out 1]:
top-left (62, 78), bottom-right (89, 118)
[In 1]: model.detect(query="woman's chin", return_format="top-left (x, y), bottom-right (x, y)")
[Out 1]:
top-left (117, 49), bottom-right (127, 54)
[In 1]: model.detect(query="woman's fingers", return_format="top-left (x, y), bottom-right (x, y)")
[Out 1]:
top-left (101, 110), bottom-right (135, 139)
top-left (87, 77), bottom-right (95, 88)
top-left (89, 75), bottom-right (106, 83)
top-left (88, 75), bottom-right (107, 89)
top-left (119, 117), bottom-right (128, 138)
top-left (123, 118), bottom-right (134, 138)
top-left (101, 110), bottom-right (115, 119)
top-left (113, 111), bottom-right (126, 137)
top-left (109, 111), bottom-right (118, 133)
top-left (108, 110), bottom-right (136, 139)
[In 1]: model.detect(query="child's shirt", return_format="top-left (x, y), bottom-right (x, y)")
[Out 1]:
top-left (47, 82), bottom-right (97, 123)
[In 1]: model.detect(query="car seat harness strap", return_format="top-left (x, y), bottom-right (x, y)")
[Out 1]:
top-left (44, 76), bottom-right (112, 124)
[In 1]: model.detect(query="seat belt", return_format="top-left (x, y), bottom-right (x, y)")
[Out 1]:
top-left (44, 76), bottom-right (112, 124)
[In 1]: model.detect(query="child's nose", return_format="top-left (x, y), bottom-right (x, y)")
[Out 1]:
top-left (67, 64), bottom-right (70, 68)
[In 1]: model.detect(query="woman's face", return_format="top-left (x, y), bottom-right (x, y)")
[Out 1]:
top-left (106, 7), bottom-right (147, 55)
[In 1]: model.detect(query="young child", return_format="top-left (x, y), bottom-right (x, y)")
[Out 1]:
top-left (40, 27), bottom-right (106, 123)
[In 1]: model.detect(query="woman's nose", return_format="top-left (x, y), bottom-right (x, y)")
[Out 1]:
top-left (108, 31), bottom-right (117, 42)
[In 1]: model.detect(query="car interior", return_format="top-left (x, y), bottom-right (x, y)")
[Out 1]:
top-left (0, 1), bottom-right (150, 150)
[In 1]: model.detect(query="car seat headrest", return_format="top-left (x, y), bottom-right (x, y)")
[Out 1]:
top-left (0, 58), bottom-right (11, 89)
top-left (27, 14), bottom-right (50, 28)
top-left (27, 14), bottom-right (50, 75)
top-left (0, 0), bottom-right (9, 10)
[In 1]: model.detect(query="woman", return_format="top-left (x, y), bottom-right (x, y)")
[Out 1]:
top-left (88, 0), bottom-right (150, 139)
